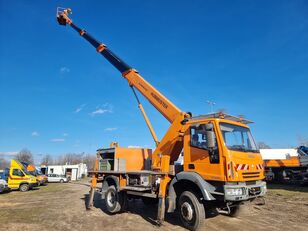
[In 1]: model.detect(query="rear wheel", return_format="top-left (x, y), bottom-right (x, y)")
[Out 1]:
top-left (19, 184), bottom-right (30, 192)
top-left (105, 185), bottom-right (126, 214)
top-left (60, 179), bottom-right (64, 183)
top-left (178, 191), bottom-right (205, 231)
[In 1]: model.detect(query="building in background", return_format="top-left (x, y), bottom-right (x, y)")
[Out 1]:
top-left (42, 163), bottom-right (87, 181)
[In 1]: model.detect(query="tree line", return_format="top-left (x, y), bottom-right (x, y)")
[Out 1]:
top-left (0, 148), bottom-right (97, 170)
top-left (1, 139), bottom-right (308, 170)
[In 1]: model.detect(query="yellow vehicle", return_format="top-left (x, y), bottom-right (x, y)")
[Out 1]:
top-left (57, 8), bottom-right (266, 230)
top-left (8, 160), bottom-right (38, 192)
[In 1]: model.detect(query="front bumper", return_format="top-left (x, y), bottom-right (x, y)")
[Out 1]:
top-left (224, 180), bottom-right (267, 201)
top-left (30, 183), bottom-right (39, 188)
top-left (39, 179), bottom-right (48, 185)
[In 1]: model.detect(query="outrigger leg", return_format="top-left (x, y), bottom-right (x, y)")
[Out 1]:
top-left (86, 175), bottom-right (97, 209)
top-left (87, 154), bottom-right (100, 210)
top-left (157, 196), bottom-right (166, 225)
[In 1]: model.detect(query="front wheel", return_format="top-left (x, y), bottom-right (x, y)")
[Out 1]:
top-left (178, 191), bottom-right (205, 231)
top-left (60, 179), bottom-right (64, 183)
top-left (19, 184), bottom-right (30, 192)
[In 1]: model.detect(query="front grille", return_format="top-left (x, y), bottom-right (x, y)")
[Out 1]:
top-left (242, 172), bottom-right (260, 179)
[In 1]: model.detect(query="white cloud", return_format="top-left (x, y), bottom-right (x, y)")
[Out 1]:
top-left (74, 104), bottom-right (86, 113)
top-left (89, 103), bottom-right (113, 117)
top-left (0, 151), bottom-right (18, 157)
top-left (104, 127), bottom-right (117, 132)
top-left (90, 108), bottom-right (112, 117)
top-left (50, 138), bottom-right (65, 142)
top-left (31, 131), bottom-right (39, 137)
top-left (60, 66), bottom-right (70, 74)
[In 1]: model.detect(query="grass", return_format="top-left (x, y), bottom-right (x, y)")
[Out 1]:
top-left (267, 183), bottom-right (308, 197)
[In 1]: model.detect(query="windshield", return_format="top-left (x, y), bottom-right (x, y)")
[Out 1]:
top-left (220, 122), bottom-right (258, 152)
top-left (22, 167), bottom-right (32, 175)
top-left (29, 171), bottom-right (38, 176)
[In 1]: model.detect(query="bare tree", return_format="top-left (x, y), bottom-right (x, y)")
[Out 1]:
top-left (0, 157), bottom-right (9, 169)
top-left (54, 153), bottom-right (85, 165)
top-left (257, 142), bottom-right (271, 149)
top-left (15, 148), bottom-right (34, 164)
top-left (83, 153), bottom-right (97, 170)
top-left (40, 154), bottom-right (53, 165)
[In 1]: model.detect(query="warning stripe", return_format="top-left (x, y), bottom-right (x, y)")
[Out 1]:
top-left (235, 164), bottom-right (249, 171)
top-left (256, 164), bottom-right (263, 170)
top-left (8, 175), bottom-right (30, 181)
top-left (227, 162), bottom-right (232, 178)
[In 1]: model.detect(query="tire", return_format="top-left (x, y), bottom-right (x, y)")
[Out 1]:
top-left (105, 185), bottom-right (126, 214)
top-left (19, 184), bottom-right (30, 192)
top-left (60, 179), bottom-right (64, 183)
top-left (228, 205), bottom-right (241, 217)
top-left (178, 191), bottom-right (205, 231)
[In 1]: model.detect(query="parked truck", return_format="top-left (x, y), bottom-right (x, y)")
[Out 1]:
top-left (0, 179), bottom-right (9, 193)
top-left (260, 146), bottom-right (308, 184)
top-left (3, 160), bottom-right (39, 192)
top-left (57, 8), bottom-right (266, 230)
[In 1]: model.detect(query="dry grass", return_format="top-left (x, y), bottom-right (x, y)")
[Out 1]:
top-left (0, 181), bottom-right (307, 231)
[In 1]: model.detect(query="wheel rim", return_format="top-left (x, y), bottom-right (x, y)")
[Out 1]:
top-left (181, 201), bottom-right (194, 222)
top-left (107, 191), bottom-right (116, 207)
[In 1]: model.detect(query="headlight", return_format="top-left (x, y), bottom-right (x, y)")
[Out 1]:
top-left (226, 188), bottom-right (245, 196)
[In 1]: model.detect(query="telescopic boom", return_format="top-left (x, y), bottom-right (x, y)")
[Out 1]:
top-left (56, 8), bottom-right (183, 124)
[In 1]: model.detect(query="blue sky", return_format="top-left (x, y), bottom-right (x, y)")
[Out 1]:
top-left (0, 1), bottom-right (307, 162)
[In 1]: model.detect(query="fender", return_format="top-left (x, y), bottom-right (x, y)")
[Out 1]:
top-left (101, 175), bottom-right (120, 199)
top-left (167, 172), bottom-right (216, 213)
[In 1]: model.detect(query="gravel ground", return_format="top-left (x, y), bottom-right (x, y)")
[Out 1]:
top-left (0, 180), bottom-right (307, 231)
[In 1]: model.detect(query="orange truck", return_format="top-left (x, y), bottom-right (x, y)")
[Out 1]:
top-left (57, 8), bottom-right (266, 230)
top-left (260, 146), bottom-right (308, 184)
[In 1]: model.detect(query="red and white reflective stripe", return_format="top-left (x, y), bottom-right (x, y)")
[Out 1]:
top-left (235, 164), bottom-right (249, 171)
top-left (256, 164), bottom-right (263, 170)
top-left (227, 162), bottom-right (232, 178)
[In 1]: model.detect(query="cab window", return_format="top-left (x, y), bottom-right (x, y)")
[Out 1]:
top-left (190, 123), bottom-right (220, 164)
top-left (190, 124), bottom-right (208, 150)
top-left (12, 169), bottom-right (24, 177)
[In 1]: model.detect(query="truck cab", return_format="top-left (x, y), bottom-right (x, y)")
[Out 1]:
top-left (7, 160), bottom-right (39, 192)
top-left (183, 113), bottom-right (266, 203)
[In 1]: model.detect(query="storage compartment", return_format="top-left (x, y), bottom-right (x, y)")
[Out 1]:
top-left (97, 147), bottom-right (152, 171)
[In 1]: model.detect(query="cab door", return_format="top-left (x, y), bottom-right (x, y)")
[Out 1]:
top-left (9, 169), bottom-right (25, 189)
top-left (184, 122), bottom-right (224, 181)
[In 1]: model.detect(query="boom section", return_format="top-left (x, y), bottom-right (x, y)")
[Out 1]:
top-left (57, 9), bottom-right (181, 123)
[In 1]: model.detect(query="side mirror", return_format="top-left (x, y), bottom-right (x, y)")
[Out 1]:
top-left (205, 123), bottom-right (216, 149)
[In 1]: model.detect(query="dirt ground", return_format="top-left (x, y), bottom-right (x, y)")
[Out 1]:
top-left (0, 180), bottom-right (307, 231)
